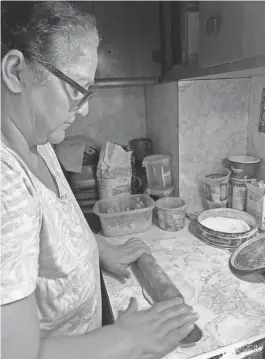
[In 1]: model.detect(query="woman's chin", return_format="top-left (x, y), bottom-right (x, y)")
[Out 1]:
top-left (48, 130), bottom-right (66, 145)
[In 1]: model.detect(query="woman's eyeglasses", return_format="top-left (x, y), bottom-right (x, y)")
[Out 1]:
top-left (36, 60), bottom-right (94, 110)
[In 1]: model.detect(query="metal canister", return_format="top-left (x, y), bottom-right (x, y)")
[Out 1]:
top-left (230, 177), bottom-right (252, 211)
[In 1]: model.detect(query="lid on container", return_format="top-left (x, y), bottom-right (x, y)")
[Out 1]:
top-left (146, 186), bottom-right (174, 196)
top-left (198, 167), bottom-right (231, 183)
top-left (230, 177), bottom-right (253, 183)
top-left (155, 196), bottom-right (186, 210)
top-left (228, 155), bottom-right (260, 164)
top-left (230, 234), bottom-right (265, 272)
top-left (143, 154), bottom-right (171, 166)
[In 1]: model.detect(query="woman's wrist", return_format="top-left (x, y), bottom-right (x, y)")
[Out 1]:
top-left (95, 236), bottom-right (120, 275)
top-left (109, 323), bottom-right (141, 359)
top-left (95, 235), bottom-right (111, 262)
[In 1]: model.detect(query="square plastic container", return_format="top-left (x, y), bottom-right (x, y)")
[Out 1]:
top-left (93, 194), bottom-right (155, 237)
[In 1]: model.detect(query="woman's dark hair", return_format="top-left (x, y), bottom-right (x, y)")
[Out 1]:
top-left (1, 1), bottom-right (99, 67)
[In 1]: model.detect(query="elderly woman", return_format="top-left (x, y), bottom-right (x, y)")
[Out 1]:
top-left (1, 2), bottom-right (198, 359)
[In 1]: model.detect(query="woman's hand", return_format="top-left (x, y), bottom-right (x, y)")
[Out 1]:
top-left (115, 296), bottom-right (199, 359)
top-left (98, 237), bottom-right (151, 283)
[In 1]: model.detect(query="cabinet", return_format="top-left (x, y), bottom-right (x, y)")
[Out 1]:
top-left (199, 1), bottom-right (265, 68)
top-left (83, 1), bottom-right (161, 81)
top-left (78, 1), bottom-right (265, 84)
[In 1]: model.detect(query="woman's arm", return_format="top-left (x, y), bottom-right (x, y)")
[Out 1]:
top-left (2, 293), bottom-right (198, 359)
top-left (95, 235), bottom-right (151, 280)
top-left (40, 323), bottom-right (137, 359)
top-left (2, 294), bottom-right (138, 359)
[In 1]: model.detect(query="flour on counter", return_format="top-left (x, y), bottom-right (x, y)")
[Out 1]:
top-left (201, 217), bottom-right (251, 233)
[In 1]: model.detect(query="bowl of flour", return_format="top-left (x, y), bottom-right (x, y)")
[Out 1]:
top-left (196, 208), bottom-right (257, 248)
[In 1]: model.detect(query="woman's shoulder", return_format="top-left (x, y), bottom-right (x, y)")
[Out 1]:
top-left (1, 142), bottom-right (53, 177)
top-left (1, 142), bottom-right (37, 195)
top-left (1, 142), bottom-right (26, 176)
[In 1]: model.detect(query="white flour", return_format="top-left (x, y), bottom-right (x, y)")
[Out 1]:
top-left (201, 217), bottom-right (251, 233)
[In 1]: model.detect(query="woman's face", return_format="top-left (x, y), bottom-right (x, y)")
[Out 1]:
top-left (32, 46), bottom-right (98, 145)
top-left (2, 45), bottom-right (98, 146)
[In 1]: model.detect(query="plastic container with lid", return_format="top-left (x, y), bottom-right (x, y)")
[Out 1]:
top-left (228, 155), bottom-right (260, 179)
top-left (142, 154), bottom-right (172, 191)
top-left (93, 194), bottom-right (155, 237)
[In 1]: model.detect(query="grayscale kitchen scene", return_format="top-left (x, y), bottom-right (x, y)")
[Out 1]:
top-left (1, 1), bottom-right (265, 359)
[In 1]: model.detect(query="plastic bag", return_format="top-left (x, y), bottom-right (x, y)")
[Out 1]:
top-left (97, 141), bottom-right (132, 199)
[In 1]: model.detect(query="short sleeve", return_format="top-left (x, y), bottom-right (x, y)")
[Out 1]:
top-left (1, 159), bottom-right (41, 305)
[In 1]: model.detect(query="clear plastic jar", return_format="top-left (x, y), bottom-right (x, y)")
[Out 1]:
top-left (143, 154), bottom-right (172, 191)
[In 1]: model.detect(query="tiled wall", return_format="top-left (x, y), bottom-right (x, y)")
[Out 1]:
top-left (178, 78), bottom-right (250, 213)
top-left (145, 77), bottom-right (264, 213)
top-left (66, 86), bottom-right (147, 147)
top-left (145, 83), bottom-right (179, 195)
top-left (247, 76), bottom-right (265, 180)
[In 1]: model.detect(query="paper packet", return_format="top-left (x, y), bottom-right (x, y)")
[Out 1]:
top-left (246, 179), bottom-right (265, 231)
top-left (96, 141), bottom-right (132, 199)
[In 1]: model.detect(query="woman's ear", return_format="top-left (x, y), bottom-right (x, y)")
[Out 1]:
top-left (1, 50), bottom-right (28, 94)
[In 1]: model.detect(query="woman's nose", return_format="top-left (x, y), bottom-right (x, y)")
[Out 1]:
top-left (77, 101), bottom-right (89, 117)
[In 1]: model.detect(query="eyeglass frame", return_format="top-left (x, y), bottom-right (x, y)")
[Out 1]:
top-left (36, 60), bottom-right (94, 110)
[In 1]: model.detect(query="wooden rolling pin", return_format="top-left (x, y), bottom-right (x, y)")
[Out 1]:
top-left (135, 253), bottom-right (202, 346)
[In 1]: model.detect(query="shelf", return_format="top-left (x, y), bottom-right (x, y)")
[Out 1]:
top-left (161, 55), bottom-right (265, 82)
top-left (92, 77), bottom-right (158, 89)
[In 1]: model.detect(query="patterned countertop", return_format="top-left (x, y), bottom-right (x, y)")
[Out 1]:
top-left (100, 219), bottom-right (265, 359)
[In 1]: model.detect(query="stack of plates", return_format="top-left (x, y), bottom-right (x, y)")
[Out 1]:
top-left (196, 208), bottom-right (258, 249)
